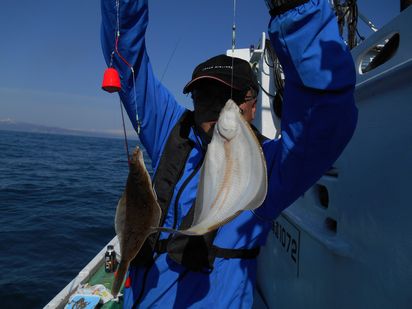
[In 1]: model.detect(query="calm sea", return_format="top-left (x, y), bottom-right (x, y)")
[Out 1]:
top-left (0, 130), bottom-right (150, 309)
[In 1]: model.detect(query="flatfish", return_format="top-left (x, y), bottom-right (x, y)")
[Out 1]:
top-left (181, 99), bottom-right (268, 235)
top-left (112, 147), bottom-right (161, 298)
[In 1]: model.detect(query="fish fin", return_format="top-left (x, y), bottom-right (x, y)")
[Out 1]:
top-left (111, 259), bottom-right (130, 299)
top-left (185, 211), bottom-right (241, 235)
top-left (153, 226), bottom-right (205, 236)
top-left (152, 185), bottom-right (158, 202)
top-left (115, 192), bottom-right (126, 246)
top-left (152, 226), bottom-right (183, 234)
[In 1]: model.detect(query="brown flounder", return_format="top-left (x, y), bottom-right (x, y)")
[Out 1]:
top-left (112, 146), bottom-right (161, 298)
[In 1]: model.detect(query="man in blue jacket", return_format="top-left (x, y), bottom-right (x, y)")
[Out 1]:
top-left (101, 0), bottom-right (358, 307)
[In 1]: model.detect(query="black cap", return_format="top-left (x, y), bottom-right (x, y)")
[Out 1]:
top-left (183, 54), bottom-right (258, 94)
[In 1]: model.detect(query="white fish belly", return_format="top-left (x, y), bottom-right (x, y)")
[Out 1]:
top-left (184, 100), bottom-right (267, 235)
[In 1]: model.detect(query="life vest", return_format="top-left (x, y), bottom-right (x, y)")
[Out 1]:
top-left (131, 111), bottom-right (266, 271)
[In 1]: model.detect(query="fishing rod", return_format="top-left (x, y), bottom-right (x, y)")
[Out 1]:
top-left (332, 0), bottom-right (359, 49)
top-left (401, 0), bottom-right (412, 11)
top-left (358, 12), bottom-right (378, 32)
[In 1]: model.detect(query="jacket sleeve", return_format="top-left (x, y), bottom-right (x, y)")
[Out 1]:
top-left (256, 0), bottom-right (358, 220)
top-left (100, 0), bottom-right (186, 166)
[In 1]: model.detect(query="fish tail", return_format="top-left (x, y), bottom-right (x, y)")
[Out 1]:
top-left (111, 260), bottom-right (130, 298)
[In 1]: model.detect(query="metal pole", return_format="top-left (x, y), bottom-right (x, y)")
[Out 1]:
top-left (401, 0), bottom-right (412, 11)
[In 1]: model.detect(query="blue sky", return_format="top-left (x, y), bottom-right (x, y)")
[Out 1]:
top-left (0, 0), bottom-right (400, 133)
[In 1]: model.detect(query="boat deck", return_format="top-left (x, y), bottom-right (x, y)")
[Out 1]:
top-left (86, 264), bottom-right (123, 308)
top-left (44, 237), bottom-right (124, 308)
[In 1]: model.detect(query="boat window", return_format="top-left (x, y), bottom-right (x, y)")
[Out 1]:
top-left (360, 33), bottom-right (400, 74)
top-left (316, 184), bottom-right (329, 209)
top-left (325, 217), bottom-right (337, 233)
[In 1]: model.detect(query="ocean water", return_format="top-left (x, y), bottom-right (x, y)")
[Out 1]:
top-left (0, 130), bottom-right (150, 309)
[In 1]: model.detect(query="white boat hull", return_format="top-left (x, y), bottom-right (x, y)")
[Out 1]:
top-left (254, 6), bottom-right (412, 309)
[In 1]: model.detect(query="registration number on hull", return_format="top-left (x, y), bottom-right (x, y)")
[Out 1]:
top-left (272, 215), bottom-right (300, 276)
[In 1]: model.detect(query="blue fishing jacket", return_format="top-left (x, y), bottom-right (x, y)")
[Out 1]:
top-left (101, 0), bottom-right (357, 307)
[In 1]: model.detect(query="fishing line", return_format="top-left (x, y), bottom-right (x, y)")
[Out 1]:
top-left (119, 98), bottom-right (131, 166)
top-left (114, 0), bottom-right (140, 134)
top-left (110, 0), bottom-right (141, 165)
top-left (160, 37), bottom-right (181, 82)
top-left (230, 0), bottom-right (237, 99)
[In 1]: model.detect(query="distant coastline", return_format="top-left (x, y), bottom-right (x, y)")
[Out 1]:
top-left (0, 118), bottom-right (138, 140)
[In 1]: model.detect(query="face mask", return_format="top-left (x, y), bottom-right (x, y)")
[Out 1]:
top-left (193, 96), bottom-right (226, 128)
top-left (196, 124), bottom-right (213, 145)
top-left (191, 80), bottom-right (245, 140)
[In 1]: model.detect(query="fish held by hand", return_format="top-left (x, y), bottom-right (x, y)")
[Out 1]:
top-left (182, 99), bottom-right (268, 235)
top-left (112, 146), bottom-right (161, 298)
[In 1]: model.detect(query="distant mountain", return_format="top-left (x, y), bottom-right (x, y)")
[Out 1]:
top-left (0, 118), bottom-right (137, 140)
